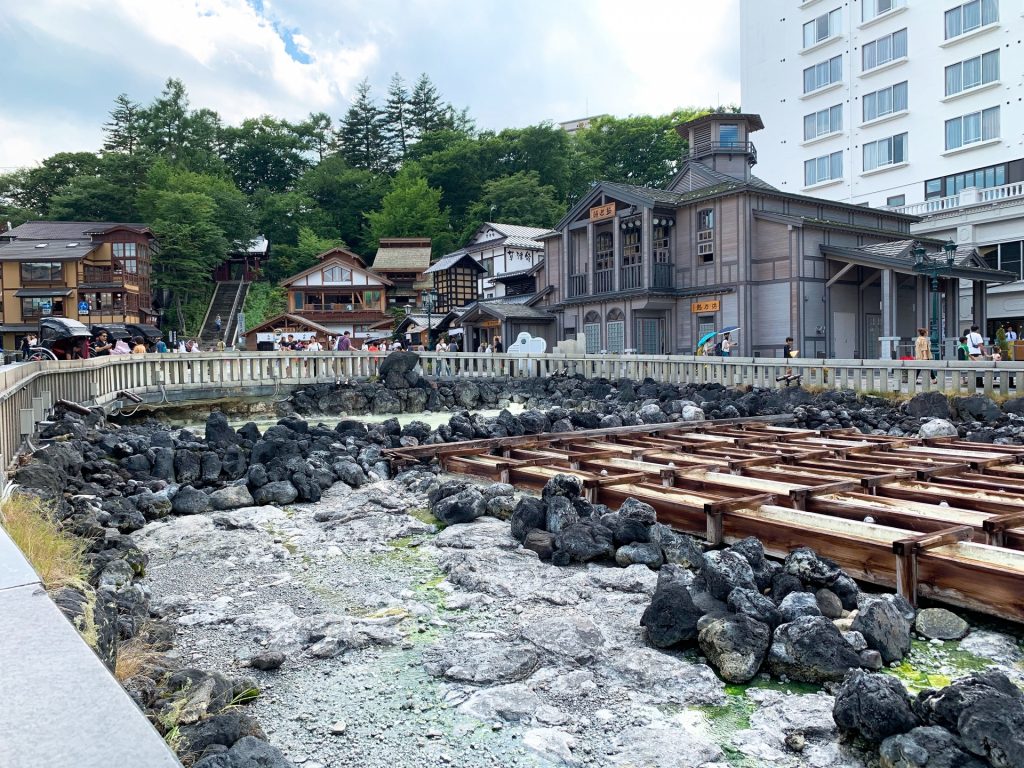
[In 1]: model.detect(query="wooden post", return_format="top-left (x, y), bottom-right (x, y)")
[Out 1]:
top-left (891, 525), bottom-right (973, 606)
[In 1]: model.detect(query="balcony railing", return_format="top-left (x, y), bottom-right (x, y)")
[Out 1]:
top-left (621, 264), bottom-right (642, 290)
top-left (594, 269), bottom-right (614, 294)
top-left (888, 181), bottom-right (1024, 216)
top-left (688, 141), bottom-right (757, 166)
top-left (653, 263), bottom-right (674, 289)
top-left (568, 273), bottom-right (588, 298)
top-left (80, 266), bottom-right (124, 284)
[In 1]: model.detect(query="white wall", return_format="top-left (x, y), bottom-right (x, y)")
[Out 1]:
top-left (741, 0), bottom-right (1024, 208)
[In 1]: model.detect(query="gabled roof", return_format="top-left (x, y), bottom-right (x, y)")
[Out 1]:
top-left (424, 250), bottom-right (486, 274)
top-left (373, 238), bottom-right (432, 271)
top-left (231, 236), bottom-right (269, 256)
top-left (493, 261), bottom-right (543, 282)
top-left (466, 222), bottom-right (548, 251)
top-left (279, 254), bottom-right (392, 287)
top-left (244, 313), bottom-right (334, 336)
top-left (315, 246), bottom-right (365, 266)
top-left (0, 221), bottom-right (153, 240)
top-left (459, 297), bottom-right (555, 323)
top-left (675, 112), bottom-right (765, 135)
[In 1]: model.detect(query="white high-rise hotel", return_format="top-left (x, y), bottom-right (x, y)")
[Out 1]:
top-left (741, 1), bottom-right (1024, 332)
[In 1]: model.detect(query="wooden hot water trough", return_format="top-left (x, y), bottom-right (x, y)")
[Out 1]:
top-left (386, 417), bottom-right (1024, 624)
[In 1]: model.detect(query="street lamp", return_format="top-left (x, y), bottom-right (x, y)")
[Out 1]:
top-left (913, 242), bottom-right (954, 359)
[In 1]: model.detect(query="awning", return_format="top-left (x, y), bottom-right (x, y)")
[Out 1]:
top-left (14, 288), bottom-right (73, 298)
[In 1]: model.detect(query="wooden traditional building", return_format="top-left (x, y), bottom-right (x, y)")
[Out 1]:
top-left (214, 236), bottom-right (268, 282)
top-left (278, 247), bottom-right (391, 345)
top-left (0, 220), bottom-right (157, 350)
top-left (539, 113), bottom-right (1014, 358)
top-left (423, 250), bottom-right (484, 313)
top-left (371, 238), bottom-right (432, 310)
top-left (464, 223), bottom-right (548, 300)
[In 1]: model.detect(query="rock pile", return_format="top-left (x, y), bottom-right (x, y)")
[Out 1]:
top-left (429, 473), bottom-right (914, 687)
top-left (283, 370), bottom-right (1024, 444)
top-left (835, 669), bottom-right (1024, 767)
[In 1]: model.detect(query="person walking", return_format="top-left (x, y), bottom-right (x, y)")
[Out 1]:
top-left (720, 333), bottom-right (733, 357)
top-left (131, 336), bottom-right (147, 354)
top-left (914, 327), bottom-right (936, 385)
top-left (967, 325), bottom-right (986, 360)
top-left (214, 314), bottom-right (223, 333)
top-left (155, 337), bottom-right (168, 353)
top-left (336, 331), bottom-right (352, 351)
top-left (493, 336), bottom-right (503, 353)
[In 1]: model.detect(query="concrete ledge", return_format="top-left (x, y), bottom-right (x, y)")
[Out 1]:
top-left (0, 529), bottom-right (179, 768)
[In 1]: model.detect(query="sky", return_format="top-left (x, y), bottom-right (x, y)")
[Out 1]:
top-left (0, 0), bottom-right (741, 170)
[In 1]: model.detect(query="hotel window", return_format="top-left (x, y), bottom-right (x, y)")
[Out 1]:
top-left (803, 8), bottom-right (841, 49)
top-left (886, 194), bottom-right (906, 207)
top-left (20, 262), bottom-right (64, 284)
top-left (803, 55), bottom-right (842, 93)
top-left (862, 81), bottom-right (908, 122)
top-left (862, 29), bottom-right (907, 71)
top-left (862, 0), bottom-right (905, 21)
top-left (945, 106), bottom-right (1000, 150)
top-left (863, 133), bottom-right (908, 172)
top-left (944, 0), bottom-right (998, 40)
top-left (606, 309), bottom-right (625, 354)
top-left (583, 312), bottom-right (601, 354)
top-left (804, 104), bottom-right (843, 140)
top-left (925, 161), bottom-right (1009, 199)
top-left (945, 50), bottom-right (999, 96)
top-left (805, 150), bottom-right (843, 186)
top-left (697, 209), bottom-right (714, 264)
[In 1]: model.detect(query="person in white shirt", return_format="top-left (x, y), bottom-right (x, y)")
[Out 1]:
top-left (720, 333), bottom-right (733, 357)
top-left (967, 325), bottom-right (986, 359)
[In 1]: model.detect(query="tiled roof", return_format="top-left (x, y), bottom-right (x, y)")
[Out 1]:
top-left (0, 221), bottom-right (151, 240)
top-left (468, 302), bottom-right (554, 321)
top-left (600, 181), bottom-right (686, 206)
top-left (504, 235), bottom-right (546, 249)
top-left (0, 241), bottom-right (98, 261)
top-left (486, 222), bottom-right (550, 239)
top-left (493, 262), bottom-right (543, 282)
top-left (424, 250), bottom-right (485, 274)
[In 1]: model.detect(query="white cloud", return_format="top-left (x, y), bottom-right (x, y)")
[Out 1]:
top-left (0, 0), bottom-right (741, 167)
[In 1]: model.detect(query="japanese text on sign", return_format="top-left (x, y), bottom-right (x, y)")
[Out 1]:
top-left (589, 203), bottom-right (616, 222)
top-left (691, 300), bottom-right (721, 313)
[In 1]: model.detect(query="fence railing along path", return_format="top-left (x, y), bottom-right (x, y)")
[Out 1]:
top-left (1, 349), bottom-right (1022, 462)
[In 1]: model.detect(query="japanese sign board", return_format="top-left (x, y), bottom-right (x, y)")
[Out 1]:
top-left (589, 203), bottom-right (616, 222)
top-left (690, 300), bottom-right (721, 313)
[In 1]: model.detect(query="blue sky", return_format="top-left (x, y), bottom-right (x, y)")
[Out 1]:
top-left (0, 0), bottom-right (741, 170)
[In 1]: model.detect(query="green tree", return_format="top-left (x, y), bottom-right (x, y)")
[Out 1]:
top-left (294, 112), bottom-right (335, 162)
top-left (299, 155), bottom-right (390, 252)
top-left (573, 112), bottom-right (701, 189)
top-left (220, 116), bottom-right (309, 195)
top-left (465, 172), bottom-right (564, 237)
top-left (242, 281), bottom-right (287, 328)
top-left (496, 124), bottom-right (572, 202)
top-left (139, 79), bottom-right (224, 173)
top-left (382, 73), bottom-right (411, 166)
top-left (0, 152), bottom-right (103, 214)
top-left (48, 176), bottom-right (133, 221)
top-left (408, 73), bottom-right (452, 139)
top-left (337, 79), bottom-right (387, 173)
top-left (148, 191), bottom-right (228, 294)
top-left (103, 93), bottom-right (144, 156)
top-left (365, 169), bottom-right (452, 255)
top-left (410, 131), bottom-right (505, 234)
top-left (139, 160), bottom-right (253, 247)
